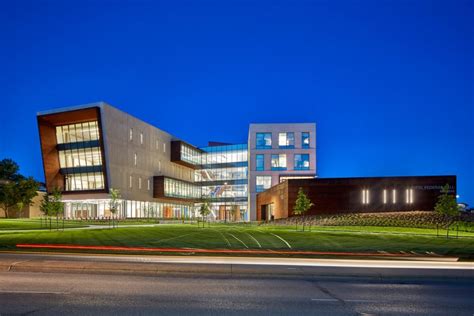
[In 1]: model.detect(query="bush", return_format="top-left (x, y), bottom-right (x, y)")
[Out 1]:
top-left (271, 211), bottom-right (474, 231)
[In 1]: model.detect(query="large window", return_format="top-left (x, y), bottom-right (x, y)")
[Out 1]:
top-left (271, 154), bottom-right (287, 171)
top-left (65, 172), bottom-right (104, 191)
top-left (256, 133), bottom-right (272, 149)
top-left (278, 132), bottom-right (295, 148)
top-left (58, 148), bottom-right (102, 168)
top-left (256, 176), bottom-right (272, 193)
top-left (164, 178), bottom-right (201, 199)
top-left (256, 154), bottom-right (264, 171)
top-left (56, 121), bottom-right (99, 144)
top-left (294, 154), bottom-right (310, 170)
top-left (302, 132), bottom-right (310, 149)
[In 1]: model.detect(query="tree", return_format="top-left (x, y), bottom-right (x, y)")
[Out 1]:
top-left (434, 184), bottom-right (460, 238)
top-left (0, 158), bottom-right (21, 181)
top-left (0, 176), bottom-right (39, 218)
top-left (199, 200), bottom-right (211, 228)
top-left (50, 188), bottom-right (63, 230)
top-left (293, 187), bottom-right (314, 231)
top-left (40, 187), bottom-right (63, 230)
top-left (109, 188), bottom-right (121, 228)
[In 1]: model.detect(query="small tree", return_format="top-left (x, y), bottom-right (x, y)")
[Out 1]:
top-left (109, 188), bottom-right (121, 228)
top-left (40, 187), bottom-right (63, 230)
top-left (434, 184), bottom-right (460, 238)
top-left (199, 200), bottom-right (211, 228)
top-left (293, 187), bottom-right (314, 231)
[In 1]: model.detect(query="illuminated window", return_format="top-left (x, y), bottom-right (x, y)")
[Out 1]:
top-left (271, 154), bottom-right (287, 171)
top-left (406, 188), bottom-right (414, 204)
top-left (278, 132), bottom-right (295, 148)
top-left (139, 177), bottom-right (142, 189)
top-left (256, 133), bottom-right (272, 149)
top-left (147, 179), bottom-right (151, 191)
top-left (392, 189), bottom-right (397, 204)
top-left (294, 154), bottom-right (310, 170)
top-left (158, 160), bottom-right (161, 172)
top-left (64, 172), bottom-right (104, 191)
top-left (163, 143), bottom-right (166, 153)
top-left (362, 189), bottom-right (370, 204)
top-left (256, 176), bottom-right (272, 193)
top-left (256, 154), bottom-right (264, 171)
top-left (156, 140), bottom-right (159, 150)
top-left (129, 128), bottom-right (133, 141)
top-left (383, 189), bottom-right (387, 204)
top-left (140, 133), bottom-right (143, 144)
top-left (134, 153), bottom-right (137, 166)
top-left (129, 175), bottom-right (133, 188)
top-left (302, 132), bottom-right (310, 149)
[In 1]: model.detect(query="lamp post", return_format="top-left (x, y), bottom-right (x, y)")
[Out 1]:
top-left (224, 182), bottom-right (227, 223)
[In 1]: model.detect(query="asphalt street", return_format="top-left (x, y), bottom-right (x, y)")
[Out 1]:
top-left (0, 270), bottom-right (473, 315)
top-left (0, 253), bottom-right (472, 315)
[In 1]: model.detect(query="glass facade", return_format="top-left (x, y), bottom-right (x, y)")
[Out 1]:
top-left (256, 133), bottom-right (272, 149)
top-left (65, 172), bottom-right (105, 191)
top-left (271, 154), bottom-right (287, 171)
top-left (196, 143), bottom-right (248, 220)
top-left (294, 154), bottom-right (310, 170)
top-left (63, 199), bottom-right (194, 220)
top-left (256, 176), bottom-right (272, 193)
top-left (164, 177), bottom-right (201, 199)
top-left (56, 121), bottom-right (100, 144)
top-left (55, 121), bottom-right (106, 191)
top-left (256, 154), bottom-right (264, 171)
top-left (278, 132), bottom-right (295, 148)
top-left (180, 143), bottom-right (202, 165)
top-left (302, 132), bottom-right (310, 149)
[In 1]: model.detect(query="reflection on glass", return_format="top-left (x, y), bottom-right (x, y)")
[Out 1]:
top-left (294, 154), bottom-right (310, 170)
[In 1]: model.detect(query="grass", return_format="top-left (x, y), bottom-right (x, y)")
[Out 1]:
top-left (0, 223), bottom-right (473, 257)
top-left (0, 219), bottom-right (87, 230)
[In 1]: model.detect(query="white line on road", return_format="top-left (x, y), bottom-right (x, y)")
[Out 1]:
top-left (0, 290), bottom-right (68, 295)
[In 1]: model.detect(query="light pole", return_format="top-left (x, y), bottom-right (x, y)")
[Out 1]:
top-left (224, 182), bottom-right (227, 223)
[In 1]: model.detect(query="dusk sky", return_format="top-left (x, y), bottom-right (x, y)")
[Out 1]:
top-left (1, 0), bottom-right (472, 204)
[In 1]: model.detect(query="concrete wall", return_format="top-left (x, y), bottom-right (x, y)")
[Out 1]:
top-left (248, 123), bottom-right (316, 220)
top-left (100, 103), bottom-right (195, 202)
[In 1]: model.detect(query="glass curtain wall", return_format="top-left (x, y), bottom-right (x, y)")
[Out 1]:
top-left (196, 144), bottom-right (248, 221)
top-left (55, 121), bottom-right (105, 191)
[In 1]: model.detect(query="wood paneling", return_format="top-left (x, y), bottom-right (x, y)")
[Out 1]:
top-left (37, 107), bottom-right (107, 193)
top-left (256, 176), bottom-right (456, 220)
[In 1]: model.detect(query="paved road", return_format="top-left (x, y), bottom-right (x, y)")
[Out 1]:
top-left (0, 269), bottom-right (473, 315)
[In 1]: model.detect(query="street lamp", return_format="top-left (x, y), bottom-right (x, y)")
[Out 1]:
top-left (224, 182), bottom-right (227, 223)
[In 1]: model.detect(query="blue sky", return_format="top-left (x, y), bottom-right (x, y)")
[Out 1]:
top-left (0, 0), bottom-right (473, 204)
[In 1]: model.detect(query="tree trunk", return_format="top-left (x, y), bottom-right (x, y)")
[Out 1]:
top-left (3, 206), bottom-right (9, 219)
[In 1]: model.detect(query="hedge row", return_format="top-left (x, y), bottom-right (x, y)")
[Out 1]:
top-left (272, 211), bottom-right (474, 231)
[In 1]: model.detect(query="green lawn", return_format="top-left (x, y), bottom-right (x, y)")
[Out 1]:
top-left (0, 224), bottom-right (472, 257)
top-left (265, 224), bottom-right (474, 237)
top-left (0, 219), bottom-right (87, 230)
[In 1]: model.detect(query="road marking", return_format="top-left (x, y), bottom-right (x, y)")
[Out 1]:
top-left (311, 298), bottom-right (338, 302)
top-left (270, 233), bottom-right (292, 249)
top-left (0, 290), bottom-right (68, 295)
top-left (227, 233), bottom-right (249, 249)
top-left (245, 232), bottom-right (262, 248)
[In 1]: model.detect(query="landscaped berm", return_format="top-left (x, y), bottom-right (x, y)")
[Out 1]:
top-left (0, 211), bottom-right (473, 259)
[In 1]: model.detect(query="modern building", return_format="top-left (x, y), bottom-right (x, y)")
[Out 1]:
top-left (37, 102), bottom-right (314, 220)
top-left (37, 101), bottom-right (454, 221)
top-left (256, 176), bottom-right (457, 220)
